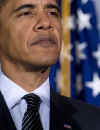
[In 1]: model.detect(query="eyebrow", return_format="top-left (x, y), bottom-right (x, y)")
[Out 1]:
top-left (14, 4), bottom-right (36, 12)
top-left (13, 3), bottom-right (60, 13)
top-left (45, 4), bottom-right (60, 12)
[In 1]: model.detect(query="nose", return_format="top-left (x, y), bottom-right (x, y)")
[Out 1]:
top-left (33, 12), bottom-right (53, 32)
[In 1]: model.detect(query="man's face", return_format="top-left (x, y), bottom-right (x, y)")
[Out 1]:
top-left (0, 0), bottom-right (62, 68)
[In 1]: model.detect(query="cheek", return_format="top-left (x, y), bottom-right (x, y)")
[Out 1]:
top-left (0, 25), bottom-right (13, 56)
top-left (0, 19), bottom-right (31, 58)
top-left (9, 24), bottom-right (29, 51)
top-left (2, 28), bottom-right (26, 59)
top-left (53, 18), bottom-right (62, 35)
top-left (11, 21), bottom-right (35, 51)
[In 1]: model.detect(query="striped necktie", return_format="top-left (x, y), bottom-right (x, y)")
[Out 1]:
top-left (22, 93), bottom-right (43, 130)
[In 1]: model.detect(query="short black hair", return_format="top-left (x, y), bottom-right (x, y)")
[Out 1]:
top-left (0, 0), bottom-right (7, 8)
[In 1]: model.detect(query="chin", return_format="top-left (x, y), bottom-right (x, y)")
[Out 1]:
top-left (34, 59), bottom-right (58, 68)
top-left (21, 57), bottom-right (58, 72)
top-left (39, 56), bottom-right (58, 65)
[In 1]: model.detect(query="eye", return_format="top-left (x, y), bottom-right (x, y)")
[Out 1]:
top-left (23, 11), bottom-right (32, 15)
top-left (48, 11), bottom-right (60, 17)
top-left (17, 11), bottom-right (33, 17)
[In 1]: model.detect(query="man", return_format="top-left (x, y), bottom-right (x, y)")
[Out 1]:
top-left (0, 0), bottom-right (100, 130)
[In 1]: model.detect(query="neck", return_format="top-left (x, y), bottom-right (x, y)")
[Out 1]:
top-left (1, 60), bottom-right (50, 92)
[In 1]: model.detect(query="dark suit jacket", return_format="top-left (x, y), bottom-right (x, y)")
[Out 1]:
top-left (0, 90), bottom-right (100, 130)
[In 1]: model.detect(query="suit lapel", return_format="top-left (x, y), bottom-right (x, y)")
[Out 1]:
top-left (50, 88), bottom-right (83, 130)
top-left (50, 89), bottom-right (74, 130)
top-left (0, 92), bottom-right (17, 130)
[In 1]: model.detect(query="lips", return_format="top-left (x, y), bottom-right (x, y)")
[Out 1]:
top-left (30, 35), bottom-right (57, 46)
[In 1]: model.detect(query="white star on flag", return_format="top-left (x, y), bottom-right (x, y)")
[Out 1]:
top-left (69, 0), bottom-right (73, 3)
top-left (86, 73), bottom-right (100, 97)
top-left (60, 42), bottom-right (73, 61)
top-left (55, 69), bottom-right (62, 91)
top-left (76, 42), bottom-right (87, 60)
top-left (62, 16), bottom-right (76, 31)
top-left (93, 45), bottom-right (100, 67)
top-left (62, 17), bottom-right (69, 33)
top-left (68, 16), bottom-right (76, 30)
top-left (76, 74), bottom-right (83, 93)
top-left (82, 0), bottom-right (88, 4)
top-left (77, 9), bottom-right (91, 31)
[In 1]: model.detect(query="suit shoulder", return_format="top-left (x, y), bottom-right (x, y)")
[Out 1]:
top-left (69, 98), bottom-right (100, 129)
top-left (52, 92), bottom-right (100, 129)
top-left (53, 91), bottom-right (100, 115)
top-left (69, 97), bottom-right (100, 114)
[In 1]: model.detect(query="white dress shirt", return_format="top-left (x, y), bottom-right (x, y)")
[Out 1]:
top-left (0, 72), bottom-right (50, 130)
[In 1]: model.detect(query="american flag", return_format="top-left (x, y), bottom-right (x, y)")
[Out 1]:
top-left (71, 0), bottom-right (100, 106)
top-left (50, 0), bottom-right (100, 106)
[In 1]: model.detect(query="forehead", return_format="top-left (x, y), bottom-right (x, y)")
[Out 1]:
top-left (4, 0), bottom-right (58, 12)
top-left (10, 0), bottom-right (57, 5)
top-left (1, 0), bottom-right (59, 15)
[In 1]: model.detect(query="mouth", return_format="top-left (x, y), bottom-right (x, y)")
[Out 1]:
top-left (30, 36), bottom-right (57, 47)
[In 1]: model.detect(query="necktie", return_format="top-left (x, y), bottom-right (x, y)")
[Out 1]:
top-left (22, 93), bottom-right (43, 130)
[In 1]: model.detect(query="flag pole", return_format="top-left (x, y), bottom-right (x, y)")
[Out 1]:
top-left (60, 0), bottom-right (71, 97)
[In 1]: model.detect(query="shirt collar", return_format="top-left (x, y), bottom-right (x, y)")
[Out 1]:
top-left (0, 72), bottom-right (50, 109)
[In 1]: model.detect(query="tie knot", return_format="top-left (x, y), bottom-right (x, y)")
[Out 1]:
top-left (23, 93), bottom-right (41, 110)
